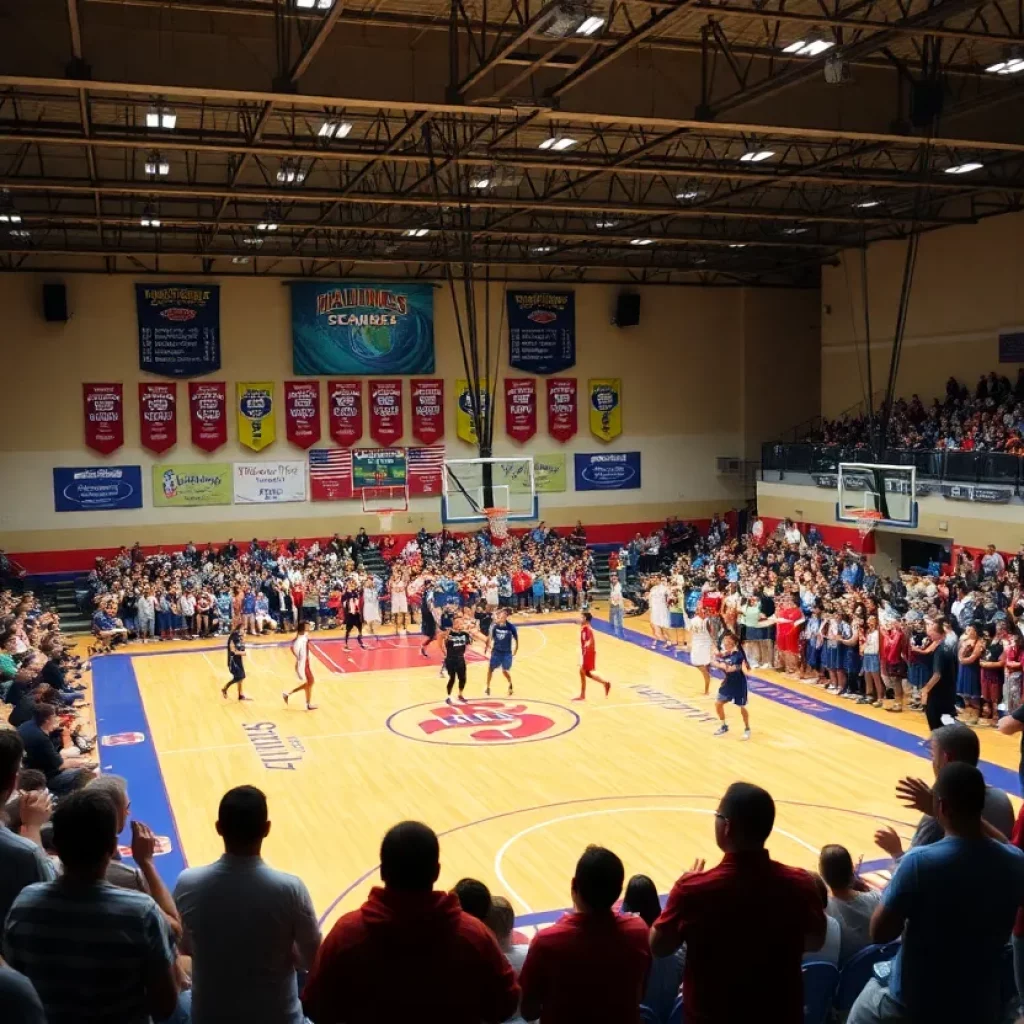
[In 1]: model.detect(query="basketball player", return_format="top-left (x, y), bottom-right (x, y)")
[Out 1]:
top-left (283, 620), bottom-right (317, 711)
top-left (390, 571), bottom-right (409, 635)
top-left (342, 579), bottom-right (365, 650)
top-left (361, 573), bottom-right (382, 644)
top-left (484, 608), bottom-right (519, 696)
top-left (419, 582), bottom-right (442, 658)
top-left (221, 616), bottom-right (252, 701)
top-left (443, 615), bottom-right (474, 705)
top-left (711, 632), bottom-right (751, 740)
top-left (437, 600), bottom-right (457, 679)
top-left (574, 610), bottom-right (611, 701)
top-left (647, 576), bottom-right (672, 650)
top-left (687, 603), bottom-right (714, 695)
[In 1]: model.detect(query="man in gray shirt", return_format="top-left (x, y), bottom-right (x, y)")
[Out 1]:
top-left (174, 785), bottom-right (321, 1024)
top-left (875, 723), bottom-right (1015, 860)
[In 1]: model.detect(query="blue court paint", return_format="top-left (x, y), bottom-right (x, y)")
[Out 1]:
top-left (590, 616), bottom-right (1020, 793)
top-left (92, 654), bottom-right (186, 886)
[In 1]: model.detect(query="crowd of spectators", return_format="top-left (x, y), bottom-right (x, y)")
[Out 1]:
top-left (808, 370), bottom-right (1024, 453)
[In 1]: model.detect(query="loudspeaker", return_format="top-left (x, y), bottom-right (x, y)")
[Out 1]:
top-left (613, 293), bottom-right (641, 328)
top-left (42, 283), bottom-right (69, 323)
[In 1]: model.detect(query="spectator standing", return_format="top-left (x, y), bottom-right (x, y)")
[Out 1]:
top-left (173, 786), bottom-right (321, 1024)
top-left (609, 577), bottom-right (625, 638)
top-left (921, 617), bottom-right (959, 731)
top-left (981, 543), bottom-right (1005, 579)
top-left (651, 782), bottom-right (826, 1024)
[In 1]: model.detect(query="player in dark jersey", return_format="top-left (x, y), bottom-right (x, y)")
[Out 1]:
top-left (221, 616), bottom-right (252, 701)
top-left (342, 581), bottom-right (365, 650)
top-left (436, 601), bottom-right (457, 679)
top-left (484, 609), bottom-right (519, 696)
top-left (443, 615), bottom-right (474, 704)
top-left (711, 631), bottom-right (751, 739)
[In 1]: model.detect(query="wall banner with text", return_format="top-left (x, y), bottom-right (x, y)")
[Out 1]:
top-left (407, 445), bottom-right (444, 496)
top-left (138, 383), bottom-right (177, 455)
top-left (507, 290), bottom-right (575, 374)
top-left (574, 451), bottom-right (641, 491)
top-left (546, 378), bottom-right (578, 443)
top-left (410, 378), bottom-right (444, 444)
top-left (328, 380), bottom-right (363, 447)
top-left (137, 284), bottom-right (220, 377)
top-left (54, 466), bottom-right (142, 512)
top-left (283, 381), bottom-right (321, 450)
top-left (455, 378), bottom-right (490, 445)
top-left (152, 463), bottom-right (233, 507)
top-left (588, 378), bottom-right (623, 442)
top-left (309, 448), bottom-right (354, 502)
top-left (236, 382), bottom-right (276, 452)
top-left (352, 448), bottom-right (408, 491)
top-left (369, 379), bottom-right (404, 447)
top-left (83, 383), bottom-right (124, 455)
top-left (233, 461), bottom-right (307, 504)
top-left (504, 378), bottom-right (537, 443)
top-left (188, 382), bottom-right (227, 452)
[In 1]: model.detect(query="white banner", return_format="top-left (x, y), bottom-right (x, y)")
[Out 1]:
top-left (233, 461), bottom-right (307, 504)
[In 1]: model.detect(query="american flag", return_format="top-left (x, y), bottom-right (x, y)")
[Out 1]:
top-left (309, 448), bottom-right (353, 501)
top-left (407, 445), bottom-right (445, 496)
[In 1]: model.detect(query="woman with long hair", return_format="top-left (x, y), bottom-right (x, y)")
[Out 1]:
top-left (687, 603), bottom-right (713, 695)
top-left (621, 874), bottom-right (684, 1024)
top-left (956, 623), bottom-right (984, 725)
top-left (860, 614), bottom-right (885, 708)
top-left (284, 620), bottom-right (317, 710)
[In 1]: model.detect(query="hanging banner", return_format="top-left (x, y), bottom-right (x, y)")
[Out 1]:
top-left (290, 282), bottom-right (435, 375)
top-left (547, 378), bottom-right (578, 444)
top-left (233, 461), bottom-right (307, 504)
top-left (369, 380), bottom-right (404, 447)
top-left (352, 448), bottom-right (408, 490)
top-left (188, 381), bottom-right (227, 452)
top-left (152, 463), bottom-right (233, 507)
top-left (53, 466), bottom-right (143, 512)
top-left (589, 378), bottom-right (623, 442)
top-left (236, 382), bottom-right (276, 452)
top-left (507, 290), bottom-right (576, 375)
top-left (138, 383), bottom-right (177, 455)
top-left (328, 380), bottom-right (363, 447)
top-left (283, 381), bottom-right (321, 450)
top-left (575, 452), bottom-right (641, 491)
top-left (504, 378), bottom-right (537, 444)
top-left (83, 383), bottom-right (124, 455)
top-left (410, 378), bottom-right (444, 444)
top-left (407, 445), bottom-right (445, 496)
top-left (136, 284), bottom-right (221, 378)
top-left (309, 448), bottom-right (354, 502)
top-left (455, 378), bottom-right (490, 445)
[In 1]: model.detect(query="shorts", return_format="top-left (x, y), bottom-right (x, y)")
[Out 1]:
top-left (229, 657), bottom-right (246, 682)
top-left (777, 631), bottom-right (799, 655)
top-left (489, 652), bottom-right (513, 672)
top-left (669, 611), bottom-right (685, 629)
top-left (581, 653), bottom-right (596, 674)
top-left (717, 674), bottom-right (748, 707)
top-left (422, 614), bottom-right (437, 638)
top-left (862, 653), bottom-right (881, 674)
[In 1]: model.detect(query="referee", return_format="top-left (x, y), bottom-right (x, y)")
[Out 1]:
top-left (443, 616), bottom-right (473, 705)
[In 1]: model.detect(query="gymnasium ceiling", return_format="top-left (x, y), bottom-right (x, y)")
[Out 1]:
top-left (0, 0), bottom-right (1022, 285)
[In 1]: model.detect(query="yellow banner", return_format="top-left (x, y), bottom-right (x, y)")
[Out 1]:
top-left (455, 378), bottom-right (490, 444)
top-left (588, 378), bottom-right (622, 441)
top-left (236, 382), bottom-right (276, 452)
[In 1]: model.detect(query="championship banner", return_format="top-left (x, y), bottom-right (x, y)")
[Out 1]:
top-left (328, 380), bottom-right (363, 447)
top-left (153, 463), bottom-right (233, 507)
top-left (83, 384), bottom-right (124, 455)
top-left (137, 284), bottom-right (220, 378)
top-left (352, 448), bottom-right (407, 491)
top-left (407, 445), bottom-right (445, 496)
top-left (138, 383), bottom-right (177, 455)
top-left (575, 451), bottom-right (641, 491)
top-left (233, 461), bottom-right (307, 504)
top-left (507, 290), bottom-right (576, 374)
top-left (188, 382), bottom-right (227, 452)
top-left (455, 378), bottom-right (490, 445)
top-left (290, 282), bottom-right (435, 376)
top-left (236, 382), bottom-right (276, 452)
top-left (53, 466), bottom-right (142, 512)
top-left (369, 380), bottom-right (404, 447)
top-left (588, 378), bottom-right (623, 442)
top-left (410, 378), bottom-right (444, 444)
top-left (504, 378), bottom-right (537, 443)
top-left (309, 448), bottom-right (354, 501)
top-left (283, 381), bottom-right (321, 450)
top-left (547, 378), bottom-right (578, 444)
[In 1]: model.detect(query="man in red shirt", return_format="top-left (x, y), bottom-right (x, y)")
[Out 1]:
top-left (651, 782), bottom-right (826, 1024)
top-left (302, 821), bottom-right (519, 1024)
top-left (519, 844), bottom-right (651, 1023)
top-left (773, 593), bottom-right (805, 677)
top-left (574, 610), bottom-right (611, 701)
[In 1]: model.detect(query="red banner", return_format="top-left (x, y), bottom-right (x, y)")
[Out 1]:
top-left (408, 445), bottom-right (445, 496)
top-left (138, 383), bottom-right (177, 454)
top-left (504, 378), bottom-right (537, 443)
top-left (284, 381), bottom-right (321, 449)
top-left (83, 383), bottom-right (124, 455)
top-left (328, 381), bottom-right (363, 447)
top-left (369, 380), bottom-right (404, 447)
top-left (410, 378), bottom-right (444, 444)
top-left (547, 377), bottom-right (578, 444)
top-left (188, 381), bottom-right (227, 452)
top-left (309, 448), bottom-right (353, 501)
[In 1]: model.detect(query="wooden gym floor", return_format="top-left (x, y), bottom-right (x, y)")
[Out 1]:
top-left (92, 609), bottom-right (1022, 935)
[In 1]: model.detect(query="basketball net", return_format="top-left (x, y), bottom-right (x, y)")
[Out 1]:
top-left (485, 507), bottom-right (509, 544)
top-left (378, 512), bottom-right (393, 532)
top-left (849, 508), bottom-right (882, 539)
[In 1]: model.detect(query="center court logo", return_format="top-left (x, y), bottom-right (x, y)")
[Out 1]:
top-left (387, 699), bottom-right (579, 746)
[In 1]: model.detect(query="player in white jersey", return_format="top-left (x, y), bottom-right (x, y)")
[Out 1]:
top-left (686, 604), bottom-right (714, 695)
top-left (390, 572), bottom-right (409, 634)
top-left (362, 575), bottom-right (381, 644)
top-left (283, 620), bottom-right (318, 710)
top-left (648, 577), bottom-right (672, 650)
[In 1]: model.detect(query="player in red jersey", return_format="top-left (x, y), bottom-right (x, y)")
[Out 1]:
top-left (573, 610), bottom-right (611, 701)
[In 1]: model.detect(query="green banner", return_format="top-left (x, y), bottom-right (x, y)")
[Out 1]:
top-left (153, 463), bottom-right (233, 506)
top-left (505, 454), bottom-right (566, 494)
top-left (351, 448), bottom-right (408, 489)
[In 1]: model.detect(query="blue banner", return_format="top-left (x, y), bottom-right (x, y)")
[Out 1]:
top-left (53, 466), bottom-right (144, 512)
top-left (291, 282), bottom-right (434, 376)
top-left (137, 284), bottom-right (220, 378)
top-left (507, 290), bottom-right (576, 374)
top-left (574, 452), bottom-right (642, 491)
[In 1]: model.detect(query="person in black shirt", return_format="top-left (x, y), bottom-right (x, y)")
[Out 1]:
top-left (17, 703), bottom-right (94, 795)
top-left (443, 617), bottom-right (473, 705)
top-left (922, 617), bottom-right (959, 731)
top-left (342, 583), bottom-right (365, 650)
top-left (221, 617), bottom-right (251, 701)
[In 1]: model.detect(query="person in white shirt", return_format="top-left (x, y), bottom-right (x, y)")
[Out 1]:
top-left (283, 621), bottom-right (317, 711)
top-left (686, 604), bottom-right (714, 695)
top-left (609, 579), bottom-right (625, 638)
top-left (803, 874), bottom-right (841, 967)
top-left (486, 896), bottom-right (532, 1024)
top-left (545, 571), bottom-right (562, 612)
top-left (981, 544), bottom-right (1005, 579)
top-left (485, 576), bottom-right (500, 611)
top-left (178, 589), bottom-right (196, 639)
top-left (750, 516), bottom-right (764, 545)
top-left (173, 786), bottom-right (321, 1024)
top-left (783, 519), bottom-right (802, 548)
top-left (819, 844), bottom-right (881, 966)
top-left (647, 577), bottom-right (672, 650)
top-left (136, 586), bottom-right (156, 642)
top-left (362, 575), bottom-right (381, 637)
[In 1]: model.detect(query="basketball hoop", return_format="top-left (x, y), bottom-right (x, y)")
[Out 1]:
top-left (378, 512), bottom-right (394, 532)
top-left (849, 508), bottom-right (883, 539)
top-left (484, 507), bottom-right (510, 543)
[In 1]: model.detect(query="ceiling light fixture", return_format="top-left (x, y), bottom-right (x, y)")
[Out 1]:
top-left (296, 0), bottom-right (334, 8)
top-left (986, 57), bottom-right (1024, 75)
top-left (9, 228), bottom-right (30, 239)
top-left (944, 161), bottom-right (984, 175)
top-left (853, 199), bottom-right (881, 209)
top-left (739, 149), bottom-right (775, 163)
top-left (256, 221), bottom-right (279, 232)
top-left (728, 243), bottom-right (747, 249)
top-left (782, 33), bottom-right (834, 57)
top-left (232, 256), bottom-right (251, 264)
top-left (241, 235), bottom-right (264, 247)
top-left (146, 106), bottom-right (176, 130)
top-left (782, 226), bottom-right (808, 235)
top-left (470, 175), bottom-right (492, 189)
top-left (675, 189), bottom-right (703, 201)
top-left (403, 228), bottom-right (430, 237)
top-left (318, 119), bottom-right (352, 139)
top-left (144, 151), bottom-right (170, 176)
top-left (140, 216), bottom-right (161, 228)
top-left (0, 212), bottom-right (22, 224)
top-left (630, 238), bottom-right (654, 246)
top-left (530, 245), bottom-right (555, 254)
top-left (538, 136), bottom-right (578, 151)
top-left (594, 219), bottom-right (618, 229)
top-left (576, 15), bottom-right (606, 36)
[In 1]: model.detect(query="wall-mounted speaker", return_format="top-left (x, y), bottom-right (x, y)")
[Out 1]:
top-left (42, 283), bottom-right (69, 323)
top-left (613, 293), bottom-right (641, 328)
